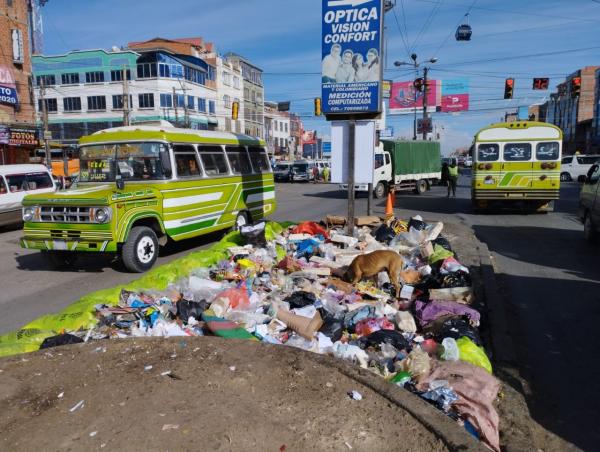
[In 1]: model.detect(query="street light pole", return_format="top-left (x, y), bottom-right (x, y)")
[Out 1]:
top-left (422, 66), bottom-right (429, 140)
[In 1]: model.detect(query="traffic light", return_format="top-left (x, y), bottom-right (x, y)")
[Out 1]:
top-left (504, 78), bottom-right (514, 99)
top-left (314, 97), bottom-right (322, 116)
top-left (231, 101), bottom-right (239, 120)
top-left (571, 76), bottom-right (581, 98)
top-left (413, 77), bottom-right (424, 92)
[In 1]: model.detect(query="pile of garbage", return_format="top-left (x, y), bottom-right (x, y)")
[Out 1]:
top-left (41, 217), bottom-right (500, 451)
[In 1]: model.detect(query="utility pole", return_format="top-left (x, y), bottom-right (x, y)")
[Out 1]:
top-left (422, 66), bottom-right (429, 140)
top-left (122, 67), bottom-right (130, 126)
top-left (178, 80), bottom-right (190, 128)
top-left (172, 87), bottom-right (179, 126)
top-left (39, 79), bottom-right (51, 171)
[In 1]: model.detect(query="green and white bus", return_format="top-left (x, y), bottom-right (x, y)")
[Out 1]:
top-left (20, 125), bottom-right (275, 272)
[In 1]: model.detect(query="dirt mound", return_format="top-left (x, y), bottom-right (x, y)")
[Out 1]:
top-left (0, 338), bottom-right (456, 452)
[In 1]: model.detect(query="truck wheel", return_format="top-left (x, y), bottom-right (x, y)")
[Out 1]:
top-left (560, 172), bottom-right (571, 182)
top-left (374, 182), bottom-right (386, 199)
top-left (43, 251), bottom-right (78, 269)
top-left (414, 179), bottom-right (427, 195)
top-left (122, 226), bottom-right (159, 273)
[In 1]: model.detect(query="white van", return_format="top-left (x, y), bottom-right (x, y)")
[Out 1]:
top-left (561, 154), bottom-right (600, 182)
top-left (0, 164), bottom-right (56, 227)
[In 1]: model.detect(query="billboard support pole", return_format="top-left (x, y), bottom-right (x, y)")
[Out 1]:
top-left (422, 66), bottom-right (429, 140)
top-left (347, 119), bottom-right (356, 235)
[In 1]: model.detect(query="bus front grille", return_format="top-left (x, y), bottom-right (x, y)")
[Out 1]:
top-left (40, 206), bottom-right (92, 223)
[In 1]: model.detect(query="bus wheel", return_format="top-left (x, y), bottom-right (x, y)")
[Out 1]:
top-left (43, 251), bottom-right (78, 268)
top-left (560, 172), bottom-right (571, 182)
top-left (374, 182), bottom-right (386, 199)
top-left (234, 211), bottom-right (249, 231)
top-left (122, 226), bottom-right (159, 273)
top-left (414, 179), bottom-right (427, 195)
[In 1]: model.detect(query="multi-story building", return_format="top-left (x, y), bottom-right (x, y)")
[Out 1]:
top-left (224, 53), bottom-right (264, 138)
top-left (289, 113), bottom-right (303, 160)
top-left (528, 103), bottom-right (547, 123)
top-left (1, 0), bottom-right (46, 164)
top-left (203, 53), bottom-right (244, 134)
top-left (593, 68), bottom-right (600, 152)
top-left (263, 101), bottom-right (290, 159)
top-left (32, 40), bottom-right (219, 144)
top-left (545, 65), bottom-right (599, 154)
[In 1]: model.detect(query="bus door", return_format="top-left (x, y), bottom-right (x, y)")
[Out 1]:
top-left (500, 142), bottom-right (532, 195)
top-left (531, 141), bottom-right (560, 191)
top-left (474, 143), bottom-right (501, 194)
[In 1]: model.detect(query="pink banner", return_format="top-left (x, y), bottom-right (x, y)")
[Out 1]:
top-left (441, 93), bottom-right (469, 112)
top-left (389, 80), bottom-right (439, 114)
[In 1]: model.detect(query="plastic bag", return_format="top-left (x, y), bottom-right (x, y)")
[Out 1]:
top-left (425, 316), bottom-right (482, 345)
top-left (240, 222), bottom-right (267, 248)
top-left (358, 329), bottom-right (410, 351)
top-left (343, 306), bottom-right (376, 331)
top-left (284, 291), bottom-right (317, 309)
top-left (441, 271), bottom-right (471, 288)
top-left (395, 311), bottom-right (417, 333)
top-left (372, 224), bottom-right (396, 244)
top-left (432, 236), bottom-right (453, 252)
top-left (39, 333), bottom-right (84, 349)
top-left (295, 239), bottom-right (321, 259)
top-left (187, 276), bottom-right (223, 302)
top-left (403, 347), bottom-right (431, 378)
top-left (440, 337), bottom-right (460, 361)
top-left (354, 317), bottom-right (394, 336)
top-left (177, 299), bottom-right (208, 323)
top-left (428, 244), bottom-right (454, 264)
top-left (291, 221), bottom-right (329, 239)
top-left (318, 317), bottom-right (344, 342)
top-left (408, 217), bottom-right (427, 231)
top-left (213, 288), bottom-right (250, 309)
top-left (456, 337), bottom-right (492, 373)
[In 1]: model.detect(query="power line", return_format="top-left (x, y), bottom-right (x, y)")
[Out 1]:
top-left (410, 0), bottom-right (444, 51)
top-left (392, 3), bottom-right (412, 58)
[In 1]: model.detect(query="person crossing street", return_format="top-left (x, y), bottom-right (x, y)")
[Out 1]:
top-left (448, 160), bottom-right (458, 197)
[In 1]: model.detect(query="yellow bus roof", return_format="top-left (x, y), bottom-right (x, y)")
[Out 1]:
top-left (474, 121), bottom-right (563, 142)
top-left (79, 125), bottom-right (267, 147)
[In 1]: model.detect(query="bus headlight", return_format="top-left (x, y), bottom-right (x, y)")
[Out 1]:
top-left (93, 207), bottom-right (111, 224)
top-left (22, 207), bottom-right (36, 222)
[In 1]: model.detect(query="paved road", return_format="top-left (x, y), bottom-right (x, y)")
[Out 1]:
top-left (1, 174), bottom-right (597, 449)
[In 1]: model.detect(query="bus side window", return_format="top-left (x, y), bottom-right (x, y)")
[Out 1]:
top-left (0, 177), bottom-right (7, 195)
top-left (225, 146), bottom-right (252, 175)
top-left (173, 145), bottom-right (201, 178)
top-left (198, 145), bottom-right (229, 176)
top-left (248, 146), bottom-right (270, 172)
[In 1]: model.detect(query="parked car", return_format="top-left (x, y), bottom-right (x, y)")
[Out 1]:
top-left (273, 161), bottom-right (292, 182)
top-left (561, 154), bottom-right (600, 182)
top-left (579, 161), bottom-right (600, 242)
top-left (0, 164), bottom-right (56, 227)
top-left (291, 161), bottom-right (312, 182)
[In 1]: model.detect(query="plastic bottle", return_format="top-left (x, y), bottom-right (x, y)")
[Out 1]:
top-left (440, 337), bottom-right (459, 361)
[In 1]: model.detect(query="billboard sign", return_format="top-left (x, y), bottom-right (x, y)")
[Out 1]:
top-left (331, 120), bottom-right (375, 184)
top-left (321, 0), bottom-right (384, 116)
top-left (388, 80), bottom-right (439, 114)
top-left (441, 78), bottom-right (469, 113)
top-left (0, 65), bottom-right (18, 108)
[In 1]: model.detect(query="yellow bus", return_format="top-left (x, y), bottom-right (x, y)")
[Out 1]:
top-left (472, 121), bottom-right (562, 211)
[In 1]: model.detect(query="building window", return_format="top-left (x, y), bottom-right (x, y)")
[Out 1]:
top-left (138, 93), bottom-right (155, 109)
top-left (174, 94), bottom-right (185, 108)
top-left (187, 95), bottom-right (195, 110)
top-left (233, 75), bottom-right (240, 89)
top-left (87, 95), bottom-right (106, 111)
top-left (112, 94), bottom-right (133, 109)
top-left (36, 74), bottom-right (56, 86)
top-left (244, 88), bottom-right (249, 101)
top-left (85, 71), bottom-right (105, 83)
top-left (209, 100), bottom-right (216, 114)
top-left (285, 123), bottom-right (288, 133)
top-left (274, 121), bottom-right (278, 132)
top-left (160, 93), bottom-right (172, 108)
top-left (38, 98), bottom-right (57, 112)
top-left (63, 97), bottom-right (81, 112)
top-left (222, 71), bottom-right (231, 86)
top-left (61, 73), bottom-right (79, 85)
top-left (198, 98), bottom-right (206, 112)
top-left (137, 63), bottom-right (157, 79)
top-left (223, 94), bottom-right (231, 109)
top-left (110, 69), bottom-right (131, 82)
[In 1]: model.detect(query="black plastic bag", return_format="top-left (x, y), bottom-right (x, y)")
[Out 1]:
top-left (424, 315), bottom-right (482, 346)
top-left (441, 271), bottom-right (471, 288)
top-left (319, 317), bottom-right (344, 342)
top-left (358, 329), bottom-right (410, 351)
top-left (432, 236), bottom-right (453, 252)
top-left (372, 224), bottom-right (396, 244)
top-left (284, 291), bottom-right (317, 309)
top-left (408, 217), bottom-right (427, 231)
top-left (39, 333), bottom-right (84, 349)
top-left (177, 299), bottom-right (209, 322)
top-left (240, 222), bottom-right (267, 248)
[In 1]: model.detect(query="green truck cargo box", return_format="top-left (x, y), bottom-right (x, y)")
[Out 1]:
top-left (382, 140), bottom-right (441, 177)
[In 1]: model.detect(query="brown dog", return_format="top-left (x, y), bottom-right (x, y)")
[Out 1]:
top-left (344, 250), bottom-right (403, 297)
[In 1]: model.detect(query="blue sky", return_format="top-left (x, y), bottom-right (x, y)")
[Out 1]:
top-left (41, 0), bottom-right (600, 154)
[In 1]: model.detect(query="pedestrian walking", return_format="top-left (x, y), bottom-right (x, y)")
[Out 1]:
top-left (322, 165), bottom-right (330, 182)
top-left (312, 166), bottom-right (319, 183)
top-left (448, 160), bottom-right (458, 197)
top-left (441, 162), bottom-right (449, 187)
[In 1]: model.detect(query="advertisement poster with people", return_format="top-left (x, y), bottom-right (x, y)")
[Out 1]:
top-left (321, 0), bottom-right (384, 115)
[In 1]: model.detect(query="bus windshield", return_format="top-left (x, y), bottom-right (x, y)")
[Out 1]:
top-left (79, 142), bottom-right (168, 182)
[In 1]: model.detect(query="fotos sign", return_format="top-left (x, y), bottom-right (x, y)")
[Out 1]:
top-left (321, 0), bottom-right (384, 116)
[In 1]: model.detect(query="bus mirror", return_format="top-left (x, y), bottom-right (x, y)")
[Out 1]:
top-left (160, 151), bottom-right (172, 178)
top-left (115, 175), bottom-right (125, 190)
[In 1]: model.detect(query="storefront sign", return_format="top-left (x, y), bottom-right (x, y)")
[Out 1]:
top-left (0, 65), bottom-right (19, 107)
top-left (9, 128), bottom-right (39, 146)
top-left (321, 0), bottom-right (384, 116)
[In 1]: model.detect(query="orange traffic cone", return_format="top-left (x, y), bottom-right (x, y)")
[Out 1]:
top-left (385, 191), bottom-right (394, 217)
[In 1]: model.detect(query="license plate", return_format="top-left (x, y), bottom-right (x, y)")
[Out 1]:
top-left (53, 240), bottom-right (67, 250)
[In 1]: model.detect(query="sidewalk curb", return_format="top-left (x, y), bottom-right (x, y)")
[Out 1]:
top-left (312, 353), bottom-right (486, 451)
